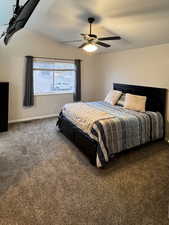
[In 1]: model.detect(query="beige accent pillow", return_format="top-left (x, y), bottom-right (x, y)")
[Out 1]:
top-left (105, 90), bottom-right (122, 105)
top-left (124, 93), bottom-right (147, 112)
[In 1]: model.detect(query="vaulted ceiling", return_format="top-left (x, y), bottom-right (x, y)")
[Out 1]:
top-left (1, 0), bottom-right (169, 52)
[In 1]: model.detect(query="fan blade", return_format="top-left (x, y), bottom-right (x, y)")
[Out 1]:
top-left (62, 40), bottom-right (82, 43)
top-left (78, 43), bottom-right (87, 48)
top-left (98, 36), bottom-right (121, 41)
top-left (80, 33), bottom-right (87, 36)
top-left (96, 41), bottom-right (111, 48)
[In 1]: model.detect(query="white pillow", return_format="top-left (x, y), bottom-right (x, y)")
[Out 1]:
top-left (105, 90), bottom-right (122, 105)
top-left (124, 93), bottom-right (147, 112)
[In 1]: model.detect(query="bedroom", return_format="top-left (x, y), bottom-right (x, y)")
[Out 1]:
top-left (0, 0), bottom-right (169, 224)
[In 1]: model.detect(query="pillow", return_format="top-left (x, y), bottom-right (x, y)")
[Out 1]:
top-left (116, 93), bottom-right (126, 106)
top-left (104, 90), bottom-right (122, 105)
top-left (124, 93), bottom-right (147, 112)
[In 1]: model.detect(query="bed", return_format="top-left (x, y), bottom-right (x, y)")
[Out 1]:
top-left (57, 83), bottom-right (167, 167)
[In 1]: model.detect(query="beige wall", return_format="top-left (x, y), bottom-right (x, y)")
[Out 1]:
top-left (0, 30), bottom-right (97, 121)
top-left (95, 44), bottom-right (169, 140)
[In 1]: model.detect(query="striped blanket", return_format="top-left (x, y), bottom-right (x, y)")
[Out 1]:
top-left (61, 101), bottom-right (163, 167)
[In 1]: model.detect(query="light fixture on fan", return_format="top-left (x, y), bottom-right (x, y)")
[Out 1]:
top-left (82, 43), bottom-right (98, 52)
top-left (62, 17), bottom-right (121, 52)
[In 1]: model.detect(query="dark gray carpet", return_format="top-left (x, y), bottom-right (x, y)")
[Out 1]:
top-left (0, 118), bottom-right (169, 225)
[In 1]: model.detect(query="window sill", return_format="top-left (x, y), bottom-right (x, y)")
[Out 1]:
top-left (34, 92), bottom-right (74, 96)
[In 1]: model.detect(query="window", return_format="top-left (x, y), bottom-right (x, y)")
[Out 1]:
top-left (33, 59), bottom-right (76, 95)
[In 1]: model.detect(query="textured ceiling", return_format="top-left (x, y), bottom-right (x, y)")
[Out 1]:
top-left (2, 0), bottom-right (169, 52)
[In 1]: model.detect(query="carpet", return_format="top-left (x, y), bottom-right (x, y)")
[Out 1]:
top-left (0, 118), bottom-right (169, 225)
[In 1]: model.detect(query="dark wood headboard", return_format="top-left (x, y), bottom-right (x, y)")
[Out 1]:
top-left (113, 83), bottom-right (167, 118)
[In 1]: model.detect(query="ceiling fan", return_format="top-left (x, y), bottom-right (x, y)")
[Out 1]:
top-left (64, 17), bottom-right (121, 52)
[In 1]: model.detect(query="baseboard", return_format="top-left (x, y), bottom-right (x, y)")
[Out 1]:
top-left (9, 114), bottom-right (58, 124)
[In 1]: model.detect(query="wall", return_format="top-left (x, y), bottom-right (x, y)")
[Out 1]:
top-left (95, 44), bottom-right (169, 140)
top-left (0, 30), bottom-right (97, 121)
